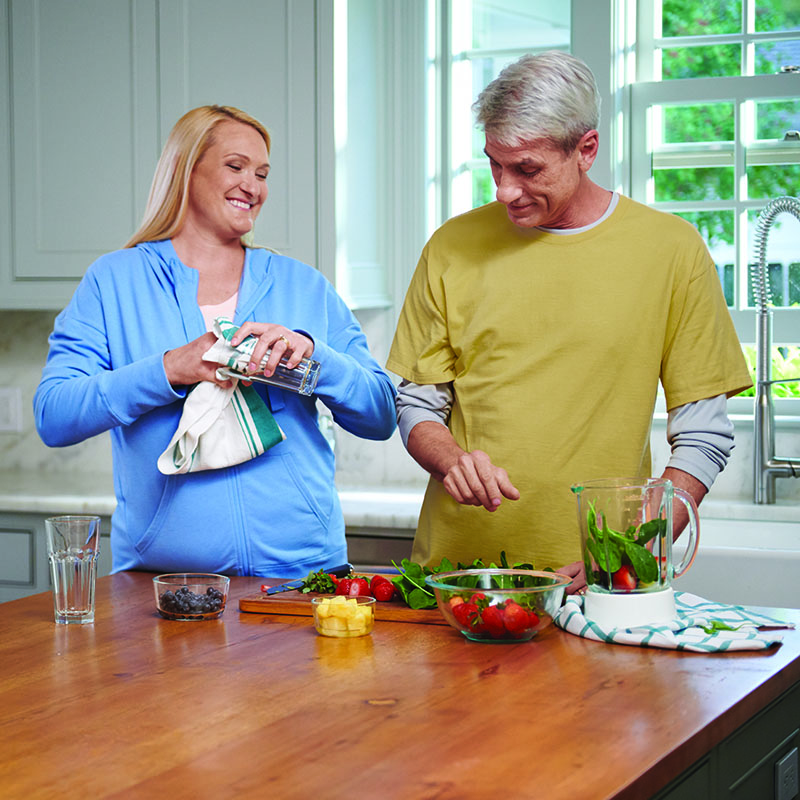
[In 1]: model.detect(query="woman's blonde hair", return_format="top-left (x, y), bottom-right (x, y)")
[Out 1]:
top-left (125, 105), bottom-right (271, 248)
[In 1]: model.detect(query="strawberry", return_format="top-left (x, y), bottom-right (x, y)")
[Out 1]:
top-left (452, 601), bottom-right (480, 629)
top-left (481, 605), bottom-right (506, 638)
top-left (372, 581), bottom-right (396, 602)
top-left (335, 578), bottom-right (352, 596)
top-left (527, 609), bottom-right (540, 628)
top-left (469, 592), bottom-right (487, 605)
top-left (348, 577), bottom-right (371, 597)
top-left (370, 575), bottom-right (390, 593)
top-left (612, 565), bottom-right (637, 592)
top-left (448, 596), bottom-right (465, 608)
top-left (503, 601), bottom-right (531, 635)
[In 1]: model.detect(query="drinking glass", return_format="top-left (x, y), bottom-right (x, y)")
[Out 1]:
top-left (45, 515), bottom-right (101, 625)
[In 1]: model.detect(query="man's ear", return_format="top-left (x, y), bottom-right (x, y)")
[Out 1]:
top-left (576, 129), bottom-right (600, 171)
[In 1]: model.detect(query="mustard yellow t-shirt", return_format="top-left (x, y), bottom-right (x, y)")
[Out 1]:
top-left (386, 195), bottom-right (752, 570)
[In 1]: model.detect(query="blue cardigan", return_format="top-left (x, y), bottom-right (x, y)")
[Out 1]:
top-left (34, 239), bottom-right (396, 578)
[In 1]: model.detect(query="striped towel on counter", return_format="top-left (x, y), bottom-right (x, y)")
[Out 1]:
top-left (157, 318), bottom-right (285, 475)
top-left (554, 591), bottom-right (792, 652)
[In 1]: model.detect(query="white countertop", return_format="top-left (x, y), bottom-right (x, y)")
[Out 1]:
top-left (1, 470), bottom-right (796, 528)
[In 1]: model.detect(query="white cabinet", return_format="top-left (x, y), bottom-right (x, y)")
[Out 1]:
top-left (0, 0), bottom-right (328, 309)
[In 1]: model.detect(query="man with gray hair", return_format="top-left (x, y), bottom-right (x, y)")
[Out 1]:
top-left (387, 51), bottom-right (751, 590)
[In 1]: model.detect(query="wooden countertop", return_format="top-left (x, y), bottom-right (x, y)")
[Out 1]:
top-left (2, 574), bottom-right (798, 799)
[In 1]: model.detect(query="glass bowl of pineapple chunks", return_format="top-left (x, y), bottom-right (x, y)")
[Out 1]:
top-left (311, 594), bottom-right (376, 638)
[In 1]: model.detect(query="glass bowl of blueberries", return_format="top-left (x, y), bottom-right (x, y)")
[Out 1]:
top-left (153, 573), bottom-right (230, 620)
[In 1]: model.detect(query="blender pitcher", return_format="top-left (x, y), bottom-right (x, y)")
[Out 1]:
top-left (571, 477), bottom-right (700, 628)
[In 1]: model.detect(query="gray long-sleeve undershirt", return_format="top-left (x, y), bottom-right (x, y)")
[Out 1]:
top-left (395, 380), bottom-right (734, 490)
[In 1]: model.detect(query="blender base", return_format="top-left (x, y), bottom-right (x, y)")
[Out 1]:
top-left (583, 587), bottom-right (677, 629)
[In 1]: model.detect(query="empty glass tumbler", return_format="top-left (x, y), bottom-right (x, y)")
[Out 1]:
top-left (45, 515), bottom-right (101, 625)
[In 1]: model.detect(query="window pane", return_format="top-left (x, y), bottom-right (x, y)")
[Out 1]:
top-left (675, 210), bottom-right (735, 304)
top-left (472, 168), bottom-right (493, 208)
top-left (754, 2), bottom-right (800, 34)
top-left (450, 1), bottom-right (570, 213)
top-left (739, 346), bottom-right (800, 397)
top-left (470, 1), bottom-right (570, 50)
top-left (468, 55), bottom-right (520, 159)
top-left (755, 98), bottom-right (800, 139)
top-left (747, 164), bottom-right (800, 200)
top-left (654, 167), bottom-right (734, 201)
top-left (747, 208), bottom-right (800, 308)
top-left (755, 39), bottom-right (800, 74)
top-left (662, 103), bottom-right (735, 143)
top-left (660, 44), bottom-right (741, 79)
top-left (662, 0), bottom-right (741, 37)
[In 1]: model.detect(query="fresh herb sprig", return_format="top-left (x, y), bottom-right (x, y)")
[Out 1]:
top-left (299, 568), bottom-right (342, 595)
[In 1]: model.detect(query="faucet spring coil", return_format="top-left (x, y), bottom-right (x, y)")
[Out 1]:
top-left (750, 196), bottom-right (800, 312)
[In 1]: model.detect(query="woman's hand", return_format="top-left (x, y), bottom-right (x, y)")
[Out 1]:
top-left (230, 323), bottom-right (314, 377)
top-left (163, 332), bottom-right (232, 388)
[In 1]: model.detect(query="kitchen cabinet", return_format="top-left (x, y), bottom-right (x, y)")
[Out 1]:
top-left (653, 682), bottom-right (800, 799)
top-left (0, 511), bottom-right (112, 603)
top-left (0, 0), bottom-right (328, 310)
top-left (3, 574), bottom-right (799, 799)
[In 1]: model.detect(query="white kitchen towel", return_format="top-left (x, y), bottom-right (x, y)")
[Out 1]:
top-left (554, 591), bottom-right (792, 652)
top-left (157, 318), bottom-right (284, 475)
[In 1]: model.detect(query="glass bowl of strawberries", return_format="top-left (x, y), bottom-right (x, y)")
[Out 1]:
top-left (425, 569), bottom-right (571, 643)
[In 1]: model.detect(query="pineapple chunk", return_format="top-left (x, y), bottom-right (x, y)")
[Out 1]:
top-left (313, 596), bottom-right (374, 637)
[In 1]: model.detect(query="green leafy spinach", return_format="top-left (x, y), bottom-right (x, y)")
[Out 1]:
top-left (586, 501), bottom-right (664, 588)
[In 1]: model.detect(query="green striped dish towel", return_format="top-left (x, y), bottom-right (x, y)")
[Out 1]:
top-left (554, 591), bottom-right (792, 652)
top-left (157, 319), bottom-right (285, 475)
top-left (203, 317), bottom-right (276, 373)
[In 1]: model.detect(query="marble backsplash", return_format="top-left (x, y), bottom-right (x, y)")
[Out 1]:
top-left (2, 309), bottom-right (799, 504)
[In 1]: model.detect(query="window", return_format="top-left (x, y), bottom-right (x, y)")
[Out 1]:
top-left (333, 0), bottom-right (798, 405)
top-left (630, 0), bottom-right (800, 400)
top-left (427, 1), bottom-right (571, 228)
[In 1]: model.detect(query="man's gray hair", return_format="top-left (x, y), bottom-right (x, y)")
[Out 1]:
top-left (473, 51), bottom-right (601, 154)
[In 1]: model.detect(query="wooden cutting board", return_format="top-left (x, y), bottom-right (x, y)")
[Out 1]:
top-left (238, 577), bottom-right (447, 625)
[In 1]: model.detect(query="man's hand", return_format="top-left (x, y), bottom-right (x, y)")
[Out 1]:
top-left (163, 332), bottom-right (231, 388)
top-left (442, 449), bottom-right (520, 511)
top-left (557, 560), bottom-right (587, 595)
top-left (406, 421), bottom-right (520, 511)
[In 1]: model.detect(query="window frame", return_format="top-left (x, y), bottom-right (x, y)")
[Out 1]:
top-left (630, 9), bottom-right (800, 312)
top-left (629, 0), bottom-right (800, 414)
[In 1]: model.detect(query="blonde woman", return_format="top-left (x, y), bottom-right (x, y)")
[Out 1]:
top-left (35, 105), bottom-right (396, 578)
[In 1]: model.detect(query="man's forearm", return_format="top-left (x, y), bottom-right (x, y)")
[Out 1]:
top-left (406, 420), bottom-right (466, 482)
top-left (660, 466), bottom-right (707, 539)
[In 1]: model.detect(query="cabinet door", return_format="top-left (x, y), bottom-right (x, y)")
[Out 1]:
top-left (0, 0), bottom-right (160, 309)
top-left (0, 0), bottom-right (323, 310)
top-left (157, 0), bottom-right (319, 268)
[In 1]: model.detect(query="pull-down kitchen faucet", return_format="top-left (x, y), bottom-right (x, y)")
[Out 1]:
top-left (751, 195), bottom-right (800, 503)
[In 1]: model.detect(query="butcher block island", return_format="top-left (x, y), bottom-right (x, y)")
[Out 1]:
top-left (2, 574), bottom-right (798, 800)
